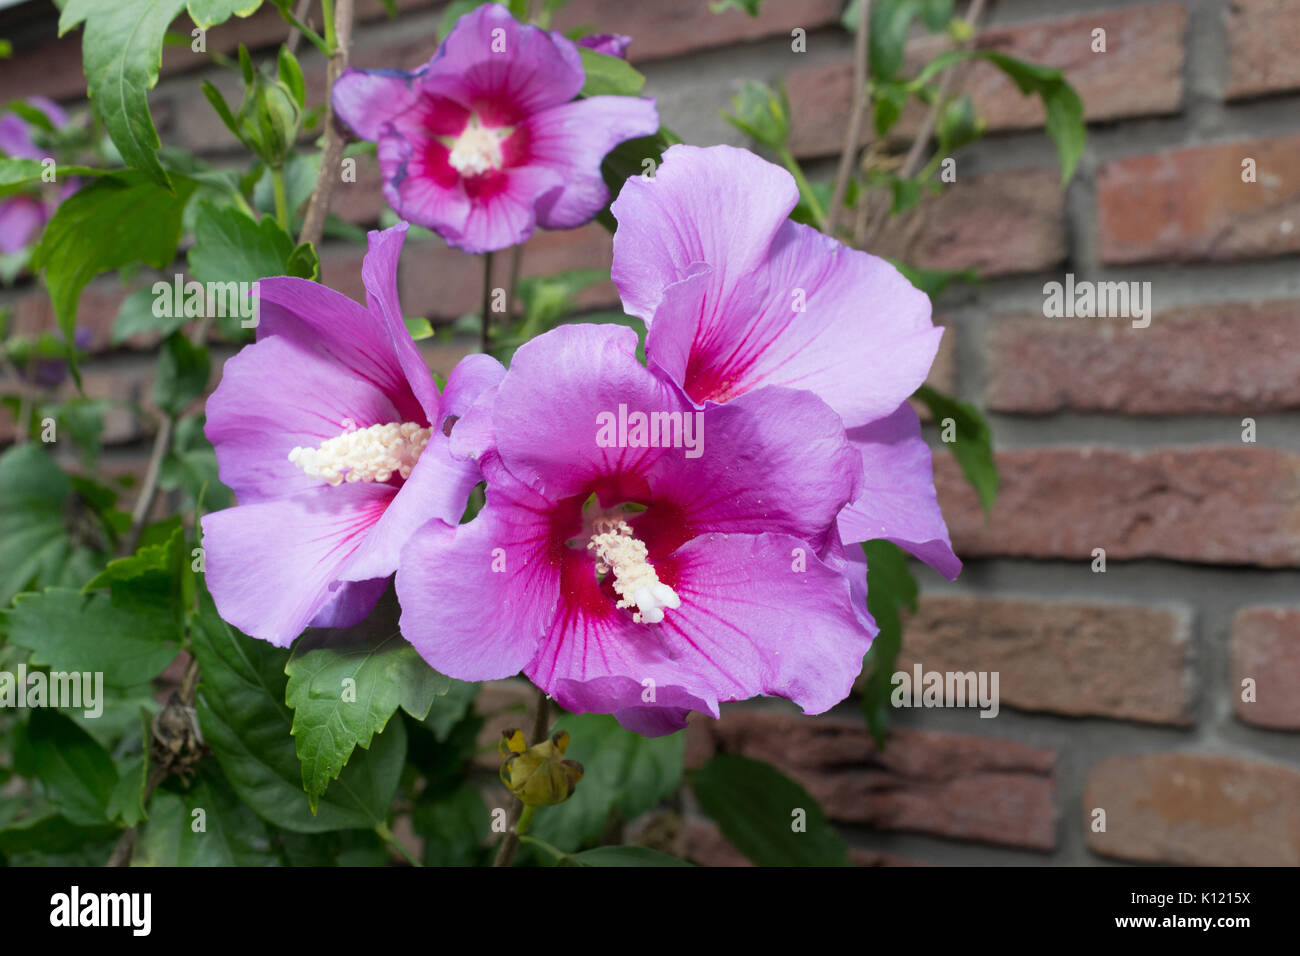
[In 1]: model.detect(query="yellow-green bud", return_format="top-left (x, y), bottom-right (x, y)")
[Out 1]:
top-left (238, 74), bottom-right (301, 169)
top-left (499, 728), bottom-right (584, 807)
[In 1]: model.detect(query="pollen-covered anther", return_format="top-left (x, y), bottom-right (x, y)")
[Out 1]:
top-left (586, 518), bottom-right (681, 624)
top-left (288, 421), bottom-right (431, 486)
top-left (448, 119), bottom-right (506, 177)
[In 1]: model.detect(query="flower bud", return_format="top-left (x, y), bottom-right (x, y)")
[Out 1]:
top-left (499, 728), bottom-right (584, 807)
top-left (238, 73), bottom-right (301, 170)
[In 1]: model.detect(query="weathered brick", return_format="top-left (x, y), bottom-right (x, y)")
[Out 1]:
top-left (553, 0), bottom-right (841, 64)
top-left (898, 595), bottom-right (1194, 725)
top-left (10, 282), bottom-right (129, 354)
top-left (872, 168), bottom-right (1065, 277)
top-left (987, 300), bottom-right (1300, 415)
top-left (936, 447), bottom-right (1300, 567)
top-left (1231, 607), bottom-right (1300, 730)
top-left (683, 820), bottom-right (918, 867)
top-left (1098, 134), bottom-right (1300, 265)
top-left (701, 710), bottom-right (1057, 849)
top-left (1085, 752), bottom-right (1300, 865)
top-left (1225, 0), bottom-right (1300, 100)
top-left (788, 4), bottom-right (1187, 158)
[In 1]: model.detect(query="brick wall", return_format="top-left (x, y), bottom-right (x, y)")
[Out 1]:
top-left (3, 0), bottom-right (1300, 865)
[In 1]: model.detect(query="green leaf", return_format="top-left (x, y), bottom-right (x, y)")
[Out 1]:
top-left (693, 754), bottom-right (850, 866)
top-left (0, 158), bottom-right (103, 189)
top-left (188, 201), bottom-right (300, 284)
top-left (186, 0), bottom-right (264, 31)
top-left (277, 45), bottom-right (306, 109)
top-left (411, 782), bottom-right (488, 867)
top-left (438, 0), bottom-right (490, 40)
top-left (58, 0), bottom-right (190, 186)
top-left (404, 316), bottom-right (434, 341)
top-left (18, 709), bottom-right (119, 826)
top-left (189, 591), bottom-right (406, 832)
top-left (159, 414), bottom-right (232, 512)
top-left (134, 765), bottom-right (279, 865)
top-left (596, 126), bottom-right (681, 232)
top-left (5, 587), bottom-right (182, 687)
top-left (527, 714), bottom-right (684, 853)
top-left (873, 83), bottom-right (908, 138)
top-left (285, 625), bottom-right (450, 811)
top-left (153, 332), bottom-right (210, 417)
top-left (0, 813), bottom-right (117, 856)
top-left (889, 260), bottom-right (978, 300)
top-left (31, 169), bottom-right (197, 377)
top-left (858, 539), bottom-right (917, 745)
top-left (914, 383), bottom-right (998, 512)
top-left (722, 80), bottom-right (790, 150)
top-left (578, 48), bottom-right (646, 98)
top-left (112, 286), bottom-right (186, 345)
top-left (0, 445), bottom-right (113, 606)
top-left (914, 49), bottom-right (1085, 184)
top-left (422, 678), bottom-right (479, 740)
top-left (560, 845), bottom-right (693, 867)
top-left (936, 92), bottom-right (983, 153)
top-left (709, 0), bottom-right (763, 15)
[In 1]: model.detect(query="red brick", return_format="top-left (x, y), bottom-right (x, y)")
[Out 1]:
top-left (683, 820), bottom-right (918, 867)
top-left (10, 283), bottom-right (129, 355)
top-left (788, 4), bottom-right (1187, 159)
top-left (1231, 607), bottom-right (1300, 730)
top-left (987, 300), bottom-right (1300, 416)
top-left (1085, 752), bottom-right (1300, 865)
top-left (1098, 134), bottom-right (1300, 265)
top-left (936, 447), bottom-right (1300, 567)
top-left (1225, 0), bottom-right (1300, 100)
top-left (553, 0), bottom-right (841, 65)
top-left (701, 710), bottom-right (1057, 850)
top-left (873, 168), bottom-right (1065, 277)
top-left (898, 596), bottom-right (1194, 725)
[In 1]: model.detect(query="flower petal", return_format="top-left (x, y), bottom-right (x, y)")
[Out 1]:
top-left (610, 143), bottom-right (797, 322)
top-left (308, 577), bottom-right (389, 629)
top-left (360, 221), bottom-right (441, 422)
top-left (255, 277), bottom-right (425, 423)
top-left (396, 458), bottom-right (556, 680)
top-left (646, 220), bottom-right (942, 425)
top-left (420, 3), bottom-right (584, 122)
top-left (444, 164), bottom-right (564, 253)
top-left (653, 531), bottom-right (873, 715)
top-left (205, 334), bottom-right (405, 504)
top-left (838, 403), bottom-right (961, 579)
top-left (522, 96), bottom-right (659, 230)
top-left (332, 67), bottom-right (428, 142)
top-left (201, 483), bottom-right (393, 646)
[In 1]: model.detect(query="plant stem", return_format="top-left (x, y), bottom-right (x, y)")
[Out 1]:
top-left (858, 0), bottom-right (986, 248)
top-left (491, 685), bottom-right (552, 867)
top-left (123, 415), bottom-right (174, 556)
top-left (778, 147), bottom-right (825, 229)
top-left (271, 165), bottom-right (290, 231)
top-left (480, 250), bottom-right (495, 355)
top-left (826, 0), bottom-right (870, 236)
top-left (299, 0), bottom-right (354, 248)
top-left (276, 4), bottom-right (331, 57)
top-left (375, 821), bottom-right (423, 867)
top-left (518, 833), bottom-right (566, 862)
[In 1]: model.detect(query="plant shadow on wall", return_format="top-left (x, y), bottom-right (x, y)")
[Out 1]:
top-left (0, 0), bottom-right (1080, 866)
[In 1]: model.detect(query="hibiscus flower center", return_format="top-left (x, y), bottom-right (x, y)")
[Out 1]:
top-left (288, 421), bottom-right (431, 486)
top-left (448, 117), bottom-right (506, 176)
top-left (586, 516), bottom-right (681, 625)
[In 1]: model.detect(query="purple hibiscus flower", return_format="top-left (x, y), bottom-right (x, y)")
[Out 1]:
top-left (395, 323), bottom-right (872, 736)
top-left (610, 144), bottom-right (961, 580)
top-left (200, 222), bottom-right (502, 645)
top-left (0, 97), bottom-right (73, 255)
top-left (331, 3), bottom-right (658, 254)
top-left (576, 33), bottom-right (632, 59)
